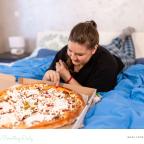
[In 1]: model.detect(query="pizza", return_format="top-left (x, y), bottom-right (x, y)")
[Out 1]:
top-left (0, 83), bottom-right (85, 129)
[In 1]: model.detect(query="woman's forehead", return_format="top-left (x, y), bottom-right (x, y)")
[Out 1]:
top-left (68, 41), bottom-right (88, 50)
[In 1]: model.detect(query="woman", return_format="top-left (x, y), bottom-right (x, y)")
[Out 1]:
top-left (43, 20), bottom-right (135, 92)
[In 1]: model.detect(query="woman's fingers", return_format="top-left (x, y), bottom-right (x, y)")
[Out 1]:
top-left (49, 71), bottom-right (60, 86)
top-left (42, 70), bottom-right (60, 85)
top-left (42, 71), bottom-right (50, 81)
top-left (49, 71), bottom-right (59, 83)
top-left (55, 72), bottom-right (60, 86)
top-left (56, 60), bottom-right (67, 72)
top-left (59, 59), bottom-right (63, 65)
top-left (56, 62), bottom-right (61, 72)
top-left (59, 60), bottom-right (67, 68)
top-left (53, 71), bottom-right (60, 84)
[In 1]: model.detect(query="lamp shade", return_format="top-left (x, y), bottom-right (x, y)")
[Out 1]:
top-left (8, 36), bottom-right (25, 55)
top-left (8, 36), bottom-right (25, 48)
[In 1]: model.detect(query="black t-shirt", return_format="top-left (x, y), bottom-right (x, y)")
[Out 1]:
top-left (48, 45), bottom-right (124, 92)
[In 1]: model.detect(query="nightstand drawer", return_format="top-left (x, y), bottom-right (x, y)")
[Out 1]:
top-left (0, 52), bottom-right (30, 63)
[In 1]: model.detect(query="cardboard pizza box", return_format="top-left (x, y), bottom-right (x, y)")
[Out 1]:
top-left (0, 73), bottom-right (16, 91)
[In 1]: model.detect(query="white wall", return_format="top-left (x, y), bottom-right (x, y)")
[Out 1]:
top-left (18, 0), bottom-right (144, 32)
top-left (0, 0), bottom-right (144, 53)
top-left (0, 1), bottom-right (4, 52)
top-left (0, 0), bottom-right (21, 52)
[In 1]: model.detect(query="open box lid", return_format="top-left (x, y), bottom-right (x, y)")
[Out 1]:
top-left (0, 73), bottom-right (16, 91)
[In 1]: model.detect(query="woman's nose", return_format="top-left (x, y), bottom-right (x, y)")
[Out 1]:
top-left (70, 53), bottom-right (77, 60)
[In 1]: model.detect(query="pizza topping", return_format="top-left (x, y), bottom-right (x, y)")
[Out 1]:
top-left (24, 89), bottom-right (40, 97)
top-left (24, 101), bottom-right (30, 110)
top-left (0, 101), bottom-right (14, 114)
top-left (0, 113), bottom-right (20, 127)
top-left (24, 113), bottom-right (56, 126)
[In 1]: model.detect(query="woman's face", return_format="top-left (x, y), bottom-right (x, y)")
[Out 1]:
top-left (67, 41), bottom-right (96, 66)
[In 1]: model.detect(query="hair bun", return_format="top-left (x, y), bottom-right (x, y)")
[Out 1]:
top-left (86, 20), bottom-right (97, 29)
top-left (90, 20), bottom-right (97, 28)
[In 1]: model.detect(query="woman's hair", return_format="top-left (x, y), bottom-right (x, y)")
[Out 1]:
top-left (68, 20), bottom-right (99, 49)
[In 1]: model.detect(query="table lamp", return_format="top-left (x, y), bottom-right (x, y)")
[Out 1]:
top-left (8, 36), bottom-right (25, 55)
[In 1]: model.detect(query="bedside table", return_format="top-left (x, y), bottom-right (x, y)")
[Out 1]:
top-left (0, 52), bottom-right (31, 63)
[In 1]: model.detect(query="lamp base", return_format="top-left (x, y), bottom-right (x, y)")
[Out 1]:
top-left (10, 48), bottom-right (25, 55)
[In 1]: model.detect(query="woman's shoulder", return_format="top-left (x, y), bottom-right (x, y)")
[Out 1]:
top-left (96, 45), bottom-right (111, 54)
top-left (94, 45), bottom-right (113, 58)
top-left (93, 45), bottom-right (118, 65)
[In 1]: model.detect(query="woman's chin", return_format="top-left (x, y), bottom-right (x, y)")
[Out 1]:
top-left (72, 61), bottom-right (80, 65)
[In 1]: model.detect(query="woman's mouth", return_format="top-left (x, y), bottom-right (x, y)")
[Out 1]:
top-left (72, 60), bottom-right (80, 64)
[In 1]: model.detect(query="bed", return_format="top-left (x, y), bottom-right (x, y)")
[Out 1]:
top-left (0, 31), bottom-right (144, 129)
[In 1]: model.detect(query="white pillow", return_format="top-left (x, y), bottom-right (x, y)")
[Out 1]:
top-left (30, 31), bottom-right (69, 58)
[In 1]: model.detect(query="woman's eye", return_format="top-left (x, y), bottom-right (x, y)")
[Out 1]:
top-left (76, 53), bottom-right (84, 56)
top-left (68, 49), bottom-right (72, 52)
top-left (77, 54), bottom-right (83, 56)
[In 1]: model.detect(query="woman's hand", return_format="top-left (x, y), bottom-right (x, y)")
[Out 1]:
top-left (56, 59), bottom-right (71, 82)
top-left (42, 70), bottom-right (60, 86)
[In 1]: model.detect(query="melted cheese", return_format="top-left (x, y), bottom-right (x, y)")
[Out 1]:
top-left (0, 102), bottom-right (13, 113)
top-left (0, 113), bottom-right (19, 126)
top-left (52, 98), bottom-right (68, 111)
top-left (24, 113), bottom-right (55, 126)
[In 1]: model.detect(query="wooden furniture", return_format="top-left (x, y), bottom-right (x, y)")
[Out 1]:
top-left (0, 52), bottom-right (30, 63)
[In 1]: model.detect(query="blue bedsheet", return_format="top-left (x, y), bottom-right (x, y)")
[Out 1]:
top-left (0, 57), bottom-right (144, 129)
top-left (0, 56), bottom-right (55, 80)
top-left (84, 64), bottom-right (144, 129)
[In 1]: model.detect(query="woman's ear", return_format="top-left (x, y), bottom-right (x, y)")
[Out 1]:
top-left (92, 44), bottom-right (98, 54)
